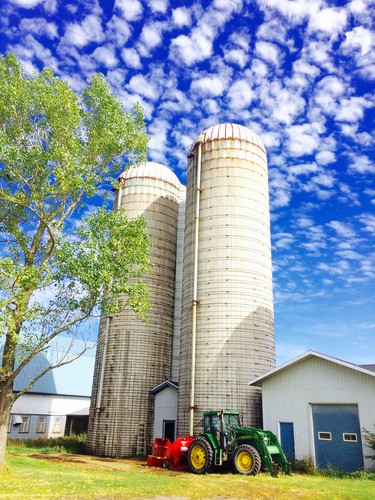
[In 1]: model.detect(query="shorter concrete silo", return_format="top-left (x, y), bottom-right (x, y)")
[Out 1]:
top-left (87, 162), bottom-right (185, 457)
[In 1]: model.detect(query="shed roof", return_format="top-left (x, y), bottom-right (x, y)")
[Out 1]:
top-left (150, 380), bottom-right (178, 394)
top-left (249, 351), bottom-right (375, 387)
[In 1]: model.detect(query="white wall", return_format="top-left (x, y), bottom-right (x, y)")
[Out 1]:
top-left (153, 387), bottom-right (178, 440)
top-left (260, 357), bottom-right (375, 470)
top-left (8, 393), bottom-right (90, 439)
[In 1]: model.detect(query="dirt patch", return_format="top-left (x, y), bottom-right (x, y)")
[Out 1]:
top-left (29, 453), bottom-right (143, 471)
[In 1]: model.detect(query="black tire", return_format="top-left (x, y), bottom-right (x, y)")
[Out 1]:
top-left (187, 437), bottom-right (214, 474)
top-left (233, 444), bottom-right (261, 475)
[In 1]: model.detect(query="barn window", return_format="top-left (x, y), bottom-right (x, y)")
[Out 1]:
top-left (19, 416), bottom-right (30, 434)
top-left (36, 416), bottom-right (47, 434)
top-left (343, 433), bottom-right (358, 442)
top-left (318, 432), bottom-right (332, 440)
top-left (52, 417), bottom-right (62, 434)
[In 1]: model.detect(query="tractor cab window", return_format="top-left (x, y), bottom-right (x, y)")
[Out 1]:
top-left (204, 414), bottom-right (222, 435)
top-left (223, 413), bottom-right (241, 432)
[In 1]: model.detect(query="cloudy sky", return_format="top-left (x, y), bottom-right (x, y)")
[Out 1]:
top-left (1, 0), bottom-right (374, 366)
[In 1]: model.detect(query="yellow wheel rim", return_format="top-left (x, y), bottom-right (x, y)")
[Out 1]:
top-left (237, 451), bottom-right (253, 472)
top-left (190, 444), bottom-right (207, 470)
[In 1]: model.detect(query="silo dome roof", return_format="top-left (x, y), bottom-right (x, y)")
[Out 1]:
top-left (194, 123), bottom-right (266, 152)
top-left (119, 161), bottom-right (181, 189)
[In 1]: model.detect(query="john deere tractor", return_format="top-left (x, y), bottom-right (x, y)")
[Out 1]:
top-left (187, 410), bottom-right (290, 477)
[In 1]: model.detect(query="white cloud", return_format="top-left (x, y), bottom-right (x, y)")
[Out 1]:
top-left (311, 173), bottom-right (335, 188)
top-left (19, 17), bottom-right (58, 38)
top-left (172, 7), bottom-right (191, 27)
top-left (148, 119), bottom-right (170, 163)
top-left (303, 41), bottom-right (335, 72)
top-left (349, 0), bottom-right (367, 14)
top-left (224, 48), bottom-right (248, 68)
top-left (312, 76), bottom-right (346, 117)
top-left (10, 0), bottom-right (44, 7)
top-left (228, 32), bottom-right (250, 51)
top-left (271, 88), bottom-right (306, 125)
top-left (63, 14), bottom-right (104, 47)
top-left (138, 23), bottom-right (164, 55)
top-left (293, 59), bottom-right (320, 78)
top-left (121, 48), bottom-right (142, 69)
top-left (269, 169), bottom-right (291, 208)
top-left (315, 151), bottom-right (336, 165)
top-left (105, 16), bottom-right (131, 47)
top-left (288, 163), bottom-right (319, 179)
top-left (227, 80), bottom-right (253, 109)
top-left (170, 32), bottom-right (213, 65)
top-left (327, 221), bottom-right (356, 239)
top-left (358, 213), bottom-right (375, 234)
top-left (342, 26), bottom-right (374, 56)
top-left (9, 34), bottom-right (59, 72)
top-left (128, 74), bottom-right (161, 101)
top-left (348, 155), bottom-right (375, 174)
top-left (256, 0), bottom-right (318, 25)
top-left (308, 7), bottom-right (347, 34)
top-left (255, 41), bottom-right (282, 66)
top-left (115, 0), bottom-right (143, 21)
top-left (287, 124), bottom-right (319, 157)
top-left (105, 68), bottom-right (127, 89)
top-left (190, 76), bottom-right (226, 97)
top-left (91, 45), bottom-right (117, 69)
top-left (148, 0), bottom-right (168, 14)
top-left (335, 97), bottom-right (368, 122)
top-left (170, 1), bottom-right (242, 66)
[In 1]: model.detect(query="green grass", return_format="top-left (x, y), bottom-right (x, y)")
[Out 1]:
top-left (1, 448), bottom-right (374, 499)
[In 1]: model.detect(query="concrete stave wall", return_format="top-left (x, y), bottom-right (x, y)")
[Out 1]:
top-left (87, 164), bottom-right (183, 457)
top-left (178, 127), bottom-right (275, 435)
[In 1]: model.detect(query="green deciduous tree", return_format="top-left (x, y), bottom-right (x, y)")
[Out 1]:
top-left (0, 53), bottom-right (152, 464)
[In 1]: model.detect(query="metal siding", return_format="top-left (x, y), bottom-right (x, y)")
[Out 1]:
top-left (260, 357), bottom-right (375, 470)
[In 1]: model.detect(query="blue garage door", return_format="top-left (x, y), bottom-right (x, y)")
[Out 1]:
top-left (280, 422), bottom-right (295, 460)
top-left (312, 404), bottom-right (363, 472)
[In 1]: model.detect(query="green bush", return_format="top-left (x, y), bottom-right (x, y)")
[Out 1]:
top-left (7, 434), bottom-right (87, 454)
top-left (289, 457), bottom-right (316, 474)
top-left (362, 426), bottom-right (375, 462)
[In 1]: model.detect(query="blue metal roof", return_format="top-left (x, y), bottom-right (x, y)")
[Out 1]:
top-left (1, 337), bottom-right (95, 397)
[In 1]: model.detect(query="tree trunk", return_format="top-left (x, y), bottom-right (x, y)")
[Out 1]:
top-left (0, 382), bottom-right (14, 465)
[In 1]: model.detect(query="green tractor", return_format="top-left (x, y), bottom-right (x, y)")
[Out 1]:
top-left (187, 410), bottom-right (291, 477)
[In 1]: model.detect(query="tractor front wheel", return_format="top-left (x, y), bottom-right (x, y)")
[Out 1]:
top-left (233, 444), bottom-right (261, 475)
top-left (187, 437), bottom-right (214, 474)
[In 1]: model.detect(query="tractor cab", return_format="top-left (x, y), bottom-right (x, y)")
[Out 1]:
top-left (202, 410), bottom-right (241, 452)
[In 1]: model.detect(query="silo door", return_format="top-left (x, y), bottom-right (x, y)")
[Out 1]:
top-left (312, 404), bottom-right (363, 472)
top-left (163, 420), bottom-right (175, 443)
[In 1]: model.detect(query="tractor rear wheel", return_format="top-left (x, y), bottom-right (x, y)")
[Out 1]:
top-left (233, 444), bottom-right (261, 475)
top-left (187, 437), bottom-right (214, 474)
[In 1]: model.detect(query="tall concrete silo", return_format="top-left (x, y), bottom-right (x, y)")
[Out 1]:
top-left (87, 162), bottom-right (185, 457)
top-left (177, 123), bottom-right (275, 436)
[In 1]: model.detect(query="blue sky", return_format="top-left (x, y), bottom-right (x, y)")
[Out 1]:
top-left (1, 0), bottom-right (374, 366)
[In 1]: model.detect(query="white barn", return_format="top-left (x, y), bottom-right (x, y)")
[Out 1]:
top-left (250, 351), bottom-right (375, 472)
top-left (7, 339), bottom-right (95, 440)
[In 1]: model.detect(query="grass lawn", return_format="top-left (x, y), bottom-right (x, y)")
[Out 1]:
top-left (1, 449), bottom-right (374, 499)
